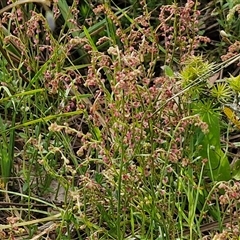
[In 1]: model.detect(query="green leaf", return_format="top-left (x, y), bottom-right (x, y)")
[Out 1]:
top-left (162, 65), bottom-right (174, 77)
top-left (232, 160), bottom-right (240, 180)
top-left (193, 101), bottom-right (231, 181)
top-left (0, 110), bottom-right (84, 134)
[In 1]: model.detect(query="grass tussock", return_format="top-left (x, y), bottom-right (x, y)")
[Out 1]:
top-left (0, 0), bottom-right (240, 239)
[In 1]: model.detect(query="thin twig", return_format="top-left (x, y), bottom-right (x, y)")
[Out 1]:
top-left (0, 0), bottom-right (51, 15)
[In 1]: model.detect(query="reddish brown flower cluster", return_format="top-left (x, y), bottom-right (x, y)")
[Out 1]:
top-left (158, 0), bottom-right (210, 63)
top-left (218, 181), bottom-right (240, 205)
top-left (221, 41), bottom-right (240, 66)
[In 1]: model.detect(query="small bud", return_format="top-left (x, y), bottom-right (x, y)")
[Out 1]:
top-left (220, 30), bottom-right (229, 38)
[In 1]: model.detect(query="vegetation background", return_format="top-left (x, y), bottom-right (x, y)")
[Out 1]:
top-left (0, 0), bottom-right (240, 239)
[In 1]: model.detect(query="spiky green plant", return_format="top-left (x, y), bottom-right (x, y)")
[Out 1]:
top-left (180, 56), bottom-right (214, 98)
top-left (228, 74), bottom-right (240, 93)
top-left (211, 82), bottom-right (232, 102)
